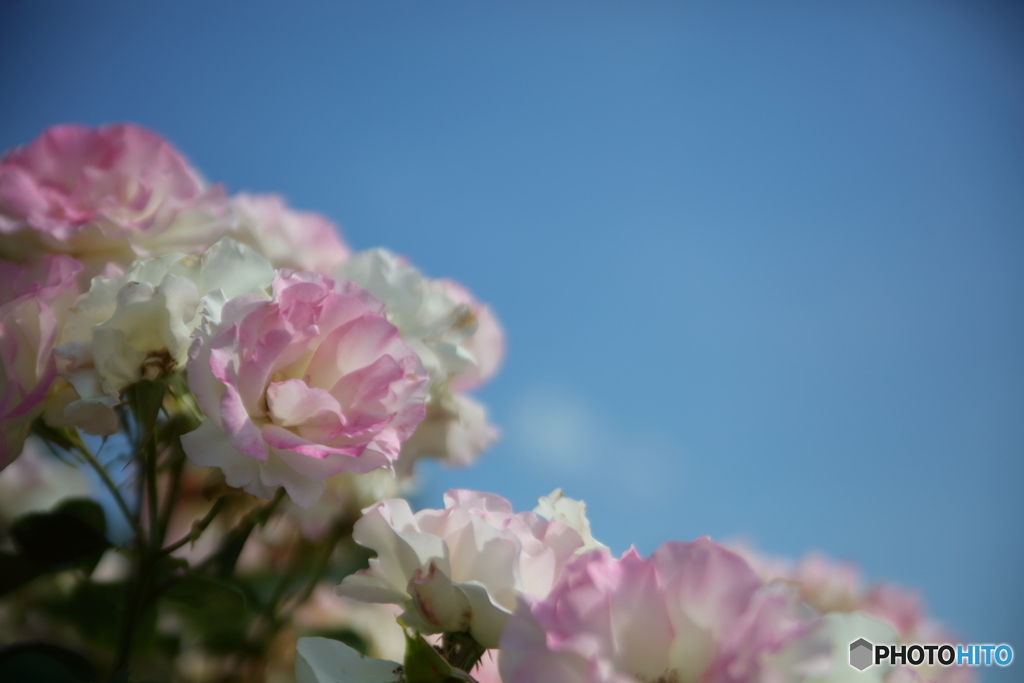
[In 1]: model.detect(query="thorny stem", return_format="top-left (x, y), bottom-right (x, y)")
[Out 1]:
top-left (160, 496), bottom-right (228, 556)
top-left (157, 447), bottom-right (186, 546)
top-left (112, 549), bottom-right (155, 678)
top-left (145, 440), bottom-right (160, 548)
top-left (278, 519), bottom-right (351, 620)
top-left (69, 436), bottom-right (141, 541)
top-left (241, 516), bottom-right (351, 671)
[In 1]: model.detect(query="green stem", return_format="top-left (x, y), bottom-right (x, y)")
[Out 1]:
top-left (262, 553), bottom-right (305, 622)
top-left (242, 516), bottom-right (350, 672)
top-left (111, 381), bottom-right (168, 677)
top-left (112, 550), bottom-right (155, 678)
top-left (160, 496), bottom-right (227, 556)
top-left (145, 445), bottom-right (159, 548)
top-left (279, 519), bottom-right (349, 618)
top-left (157, 447), bottom-right (186, 546)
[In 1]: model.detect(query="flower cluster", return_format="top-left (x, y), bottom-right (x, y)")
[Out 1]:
top-left (0, 124), bottom-right (973, 683)
top-left (0, 123), bottom-right (503, 681)
top-left (732, 547), bottom-right (977, 683)
top-left (301, 490), bottom-right (974, 683)
top-left (0, 123), bottom-right (503, 502)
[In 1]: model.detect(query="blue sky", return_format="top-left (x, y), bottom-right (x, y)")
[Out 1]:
top-left (1, 2), bottom-right (1021, 678)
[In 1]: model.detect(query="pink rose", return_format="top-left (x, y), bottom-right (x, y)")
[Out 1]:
top-left (792, 552), bottom-right (862, 614)
top-left (732, 545), bottom-right (867, 614)
top-left (182, 271), bottom-right (427, 507)
top-left (499, 539), bottom-right (827, 683)
top-left (228, 193), bottom-right (351, 274)
top-left (0, 255), bottom-right (82, 468)
top-left (0, 123), bottom-right (229, 266)
top-left (332, 250), bottom-right (505, 471)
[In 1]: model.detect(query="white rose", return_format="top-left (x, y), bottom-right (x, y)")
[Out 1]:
top-left (52, 238), bottom-right (274, 429)
top-left (534, 488), bottom-right (608, 554)
top-left (336, 490), bottom-right (593, 648)
top-left (333, 249), bottom-right (478, 387)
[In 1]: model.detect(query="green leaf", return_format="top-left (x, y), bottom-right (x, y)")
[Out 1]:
top-left (9, 500), bottom-right (111, 570)
top-left (42, 581), bottom-right (132, 651)
top-left (0, 551), bottom-right (47, 597)
top-left (29, 417), bottom-right (79, 452)
top-left (404, 630), bottom-right (474, 683)
top-left (162, 575), bottom-right (246, 619)
top-left (55, 498), bottom-right (107, 536)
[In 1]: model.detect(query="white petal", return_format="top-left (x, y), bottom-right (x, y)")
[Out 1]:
top-left (180, 418), bottom-right (269, 498)
top-left (295, 637), bottom-right (403, 683)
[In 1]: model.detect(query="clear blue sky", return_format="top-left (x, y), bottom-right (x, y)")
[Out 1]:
top-left (1, 2), bottom-right (1021, 679)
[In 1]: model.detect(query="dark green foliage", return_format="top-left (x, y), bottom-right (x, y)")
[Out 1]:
top-left (0, 643), bottom-right (99, 683)
top-left (0, 499), bottom-right (111, 596)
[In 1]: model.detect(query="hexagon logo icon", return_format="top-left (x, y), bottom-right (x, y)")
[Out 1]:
top-left (850, 638), bottom-right (874, 671)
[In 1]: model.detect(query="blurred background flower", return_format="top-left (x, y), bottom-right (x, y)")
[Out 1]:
top-left (1, 2), bottom-right (1019, 679)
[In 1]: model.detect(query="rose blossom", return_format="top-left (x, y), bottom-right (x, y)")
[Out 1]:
top-left (333, 249), bottom-right (504, 469)
top-left (499, 539), bottom-right (829, 683)
top-left (333, 249), bottom-right (481, 387)
top-left (0, 255), bottom-right (81, 467)
top-left (0, 123), bottom-right (230, 269)
top-left (181, 270), bottom-right (427, 507)
top-left (336, 489), bottom-right (596, 648)
top-left (394, 392), bottom-right (498, 474)
top-left (862, 587), bottom-right (974, 683)
top-left (51, 238), bottom-right (275, 434)
top-left (227, 193), bottom-right (351, 274)
top-left (732, 545), bottom-right (974, 683)
top-left (733, 545), bottom-right (863, 616)
top-left (808, 611), bottom-right (899, 683)
top-left (533, 488), bottom-right (608, 555)
top-left (440, 278), bottom-right (504, 393)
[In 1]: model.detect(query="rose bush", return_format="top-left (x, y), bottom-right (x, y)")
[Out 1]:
top-left (0, 124), bottom-right (978, 683)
